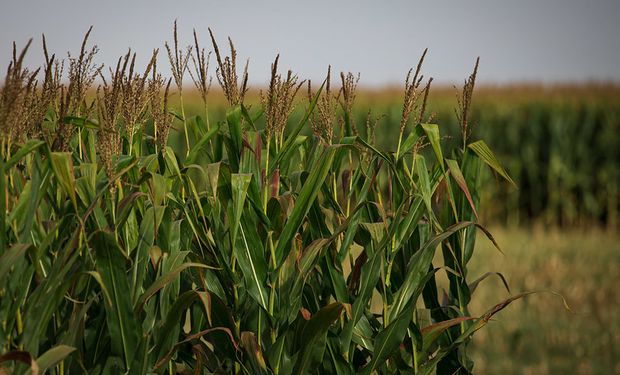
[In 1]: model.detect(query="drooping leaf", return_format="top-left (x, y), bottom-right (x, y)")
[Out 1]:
top-left (3, 140), bottom-right (45, 172)
top-left (420, 317), bottom-right (473, 354)
top-left (446, 158), bottom-right (479, 220)
top-left (35, 345), bottom-right (76, 374)
top-left (361, 301), bottom-right (415, 375)
top-left (135, 262), bottom-right (218, 312)
top-left (293, 303), bottom-right (344, 374)
top-left (389, 222), bottom-right (477, 323)
top-left (468, 140), bottom-right (516, 187)
top-left (241, 332), bottom-right (269, 374)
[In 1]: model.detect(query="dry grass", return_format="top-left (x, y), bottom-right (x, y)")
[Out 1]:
top-left (468, 226), bottom-right (620, 374)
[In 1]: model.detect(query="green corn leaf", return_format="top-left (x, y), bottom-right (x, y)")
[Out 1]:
top-left (153, 290), bottom-right (204, 361)
top-left (3, 139), bottom-right (45, 172)
top-left (325, 253), bottom-right (350, 304)
top-left (149, 174), bottom-right (167, 207)
top-left (396, 126), bottom-right (424, 160)
top-left (49, 152), bottom-right (78, 211)
top-left (414, 154), bottom-right (434, 216)
top-left (75, 166), bottom-right (97, 207)
top-left (34, 345), bottom-right (76, 374)
top-left (163, 146), bottom-right (182, 177)
top-left (326, 340), bottom-right (355, 375)
top-left (62, 115), bottom-right (100, 129)
top-left (235, 216), bottom-right (269, 310)
top-left (91, 231), bottom-right (140, 370)
top-left (188, 115), bottom-right (205, 139)
top-left (21, 236), bottom-right (80, 355)
top-left (274, 146), bottom-right (337, 266)
top-left (206, 162), bottom-right (221, 199)
top-left (185, 120), bottom-right (220, 165)
top-left (83, 270), bottom-right (113, 308)
top-left (361, 300), bottom-right (415, 375)
top-left (115, 192), bottom-right (146, 231)
top-left (267, 335), bottom-right (290, 375)
top-left (338, 160), bottom-right (380, 262)
top-left (344, 135), bottom-right (406, 191)
top-left (420, 123), bottom-right (444, 170)
top-left (468, 140), bottom-right (516, 187)
top-left (352, 315), bottom-right (375, 351)
top-left (293, 302), bottom-right (344, 374)
top-left (231, 173), bottom-right (252, 248)
top-left (154, 327), bottom-right (239, 371)
top-left (394, 196), bottom-right (426, 251)
top-left (389, 221), bottom-right (476, 323)
top-left (280, 237), bottom-right (335, 322)
top-left (0, 244), bottom-right (31, 283)
top-left (135, 262), bottom-right (218, 313)
top-left (240, 104), bottom-right (260, 131)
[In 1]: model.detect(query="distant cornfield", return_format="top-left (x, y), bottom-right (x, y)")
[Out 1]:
top-left (472, 99), bottom-right (619, 229)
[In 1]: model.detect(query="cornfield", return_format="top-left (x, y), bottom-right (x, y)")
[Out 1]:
top-left (0, 27), bottom-right (520, 374)
top-left (183, 85), bottom-right (620, 229)
top-left (336, 87), bottom-right (620, 229)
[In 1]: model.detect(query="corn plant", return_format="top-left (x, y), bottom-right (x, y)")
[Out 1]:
top-left (0, 28), bottom-right (519, 374)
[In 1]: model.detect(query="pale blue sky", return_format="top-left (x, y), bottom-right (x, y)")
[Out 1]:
top-left (1, 0), bottom-right (619, 86)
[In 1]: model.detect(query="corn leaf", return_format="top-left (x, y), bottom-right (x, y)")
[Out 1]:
top-left (91, 231), bottom-right (140, 369)
top-left (468, 140), bottom-right (516, 187)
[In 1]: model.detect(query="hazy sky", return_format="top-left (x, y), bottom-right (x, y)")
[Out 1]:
top-left (1, 0), bottom-right (619, 86)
